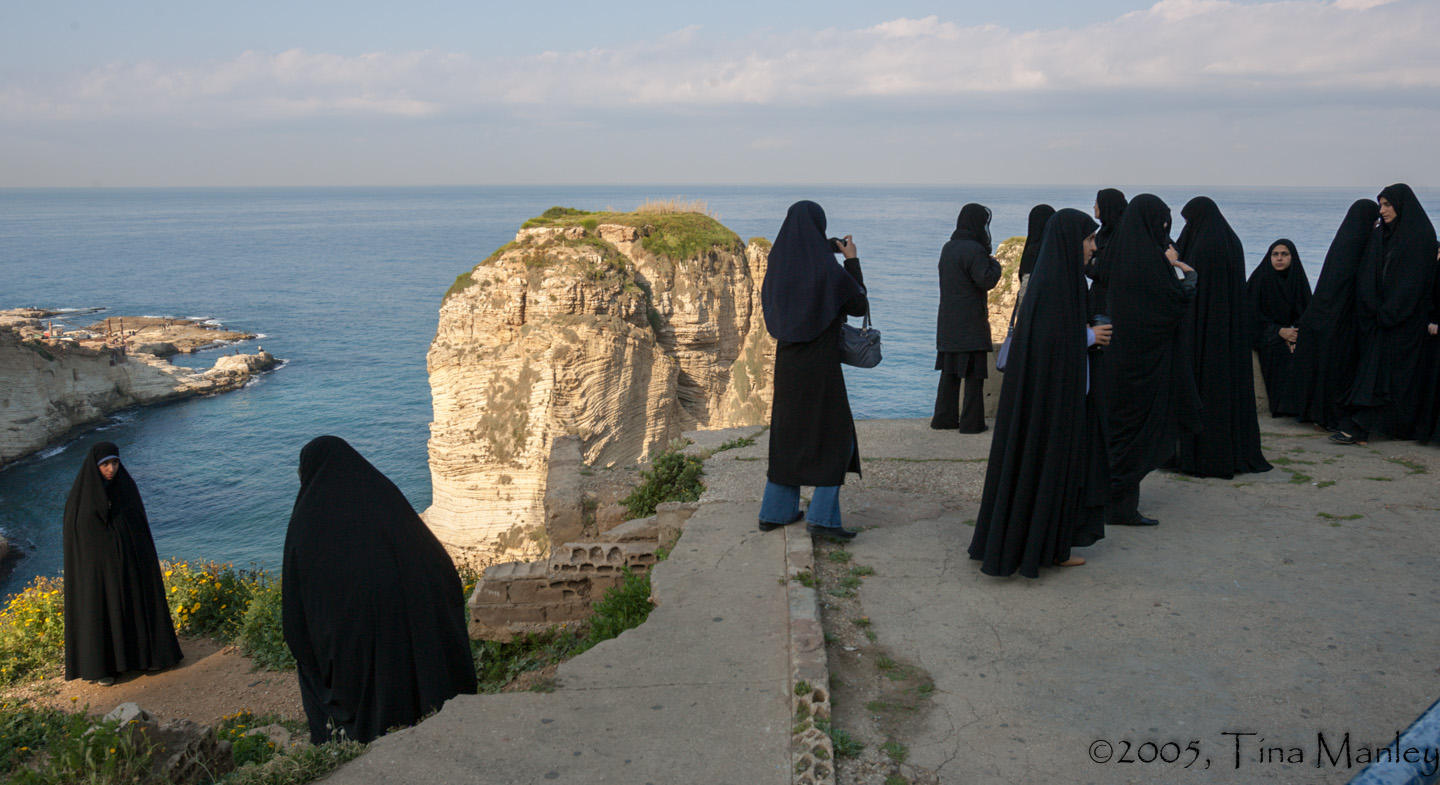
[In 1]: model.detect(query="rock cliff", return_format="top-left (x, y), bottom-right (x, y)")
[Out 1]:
top-left (425, 208), bottom-right (774, 556)
top-left (986, 237), bottom-right (1026, 343)
top-left (0, 324), bottom-right (277, 469)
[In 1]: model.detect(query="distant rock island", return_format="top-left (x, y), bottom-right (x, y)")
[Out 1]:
top-left (0, 308), bottom-right (279, 469)
top-left (425, 206), bottom-right (775, 558)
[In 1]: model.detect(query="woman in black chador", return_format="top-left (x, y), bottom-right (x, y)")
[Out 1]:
top-left (1013, 204), bottom-right (1056, 310)
top-left (1173, 196), bottom-right (1271, 478)
top-left (1102, 194), bottom-right (1198, 526)
top-left (1085, 188), bottom-right (1128, 323)
top-left (969, 209), bottom-right (1113, 578)
top-left (63, 442), bottom-right (182, 685)
top-left (758, 201), bottom-right (869, 541)
top-left (1290, 200), bottom-right (1379, 431)
top-left (283, 436), bottom-right (477, 744)
top-left (1247, 240), bottom-right (1312, 417)
top-left (1334, 184), bottom-right (1440, 444)
top-left (934, 203), bottom-right (1003, 433)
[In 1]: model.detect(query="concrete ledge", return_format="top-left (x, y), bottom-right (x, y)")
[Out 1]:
top-left (785, 525), bottom-right (837, 785)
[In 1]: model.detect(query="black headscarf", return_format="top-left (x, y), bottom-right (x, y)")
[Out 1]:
top-left (63, 442), bottom-right (182, 681)
top-left (1086, 188), bottom-right (1128, 320)
top-left (1102, 194), bottom-right (1199, 487)
top-left (761, 200), bottom-right (865, 343)
top-left (970, 209), bottom-right (1102, 578)
top-left (1172, 196), bottom-right (1269, 477)
top-left (1345, 184), bottom-right (1439, 434)
top-left (1017, 204), bottom-right (1056, 280)
top-left (1290, 200), bottom-right (1379, 428)
top-left (952, 203), bottom-right (993, 253)
top-left (283, 435), bottom-right (477, 744)
top-left (1247, 239), bottom-right (1312, 343)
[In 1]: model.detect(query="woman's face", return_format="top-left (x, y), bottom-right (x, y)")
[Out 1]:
top-left (1378, 197), bottom-right (1397, 224)
top-left (1092, 202), bottom-right (1100, 220)
top-left (1269, 245), bottom-right (1292, 272)
top-left (98, 459), bottom-right (119, 481)
top-left (1083, 234), bottom-right (1098, 262)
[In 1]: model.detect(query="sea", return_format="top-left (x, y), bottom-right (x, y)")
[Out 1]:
top-left (3, 185), bottom-right (1436, 598)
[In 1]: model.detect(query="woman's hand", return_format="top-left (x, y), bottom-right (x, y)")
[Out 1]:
top-left (1429, 323), bottom-right (1439, 336)
top-left (1279, 327), bottom-right (1299, 343)
top-left (1169, 259), bottom-right (1194, 274)
top-left (1093, 323), bottom-right (1113, 346)
top-left (838, 235), bottom-right (857, 259)
top-left (1165, 244), bottom-right (1180, 263)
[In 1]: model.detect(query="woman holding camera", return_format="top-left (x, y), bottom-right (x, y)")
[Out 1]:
top-left (758, 200), bottom-right (869, 541)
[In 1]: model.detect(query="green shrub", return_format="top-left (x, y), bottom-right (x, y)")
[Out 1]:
top-left (217, 710), bottom-right (284, 769)
top-left (0, 576), bottom-right (65, 685)
top-left (0, 699), bottom-right (85, 777)
top-left (586, 569), bottom-right (653, 645)
top-left (620, 451), bottom-right (704, 519)
top-left (472, 627), bottom-right (589, 694)
top-left (162, 561), bottom-right (258, 640)
top-left (237, 581), bottom-right (295, 671)
top-left (9, 714), bottom-right (157, 785)
top-left (215, 737), bottom-right (366, 785)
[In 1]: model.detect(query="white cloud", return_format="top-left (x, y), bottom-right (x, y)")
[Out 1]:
top-left (1, 0), bottom-right (1435, 124)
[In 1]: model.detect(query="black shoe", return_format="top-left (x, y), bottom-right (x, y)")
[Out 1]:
top-left (807, 523), bottom-right (858, 541)
top-left (1113, 514), bottom-right (1159, 527)
top-left (958, 425), bottom-right (988, 434)
top-left (1328, 431), bottom-right (1366, 445)
top-left (759, 510), bottom-right (805, 532)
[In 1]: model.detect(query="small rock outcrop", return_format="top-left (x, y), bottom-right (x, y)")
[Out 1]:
top-left (985, 236), bottom-right (1027, 343)
top-left (425, 208), bottom-right (773, 556)
top-left (0, 311), bottom-right (279, 469)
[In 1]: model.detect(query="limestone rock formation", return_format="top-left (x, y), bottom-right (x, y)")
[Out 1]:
top-left (425, 208), bottom-right (774, 556)
top-left (0, 325), bottom-right (278, 469)
top-left (985, 236), bottom-right (1027, 344)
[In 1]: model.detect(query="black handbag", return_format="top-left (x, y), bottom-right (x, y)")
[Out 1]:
top-left (840, 308), bottom-right (882, 368)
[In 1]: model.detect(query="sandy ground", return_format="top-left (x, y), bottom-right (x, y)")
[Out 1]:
top-left (5, 636), bottom-right (304, 726)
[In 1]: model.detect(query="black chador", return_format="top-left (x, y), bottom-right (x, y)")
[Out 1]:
top-left (1017, 204), bottom-right (1057, 282)
top-left (1338, 184), bottom-right (1439, 442)
top-left (1247, 240), bottom-right (1312, 417)
top-left (1086, 188), bottom-right (1128, 322)
top-left (1173, 196), bottom-right (1271, 478)
top-left (63, 442), bottom-right (183, 682)
top-left (1414, 260), bottom-right (1440, 445)
top-left (762, 200), bottom-right (867, 486)
top-left (934, 203), bottom-right (1003, 433)
top-left (970, 209), bottom-right (1105, 577)
top-left (283, 436), bottom-right (478, 744)
top-left (1102, 194), bottom-right (1199, 525)
top-left (1290, 200), bottom-right (1379, 431)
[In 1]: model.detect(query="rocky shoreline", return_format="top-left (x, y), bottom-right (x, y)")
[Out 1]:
top-left (0, 308), bottom-right (280, 472)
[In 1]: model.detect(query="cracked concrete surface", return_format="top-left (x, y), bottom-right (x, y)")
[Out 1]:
top-left (837, 418), bottom-right (1440, 785)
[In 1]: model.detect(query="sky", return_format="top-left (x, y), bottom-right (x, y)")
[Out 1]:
top-left (2, 0), bottom-right (1437, 187)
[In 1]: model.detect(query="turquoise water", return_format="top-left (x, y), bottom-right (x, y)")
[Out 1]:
top-left (3, 185), bottom-right (1435, 596)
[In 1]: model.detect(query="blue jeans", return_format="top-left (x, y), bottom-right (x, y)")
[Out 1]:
top-left (760, 481), bottom-right (843, 528)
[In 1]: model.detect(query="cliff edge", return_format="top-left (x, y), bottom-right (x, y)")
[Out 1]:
top-left (425, 207), bottom-right (775, 557)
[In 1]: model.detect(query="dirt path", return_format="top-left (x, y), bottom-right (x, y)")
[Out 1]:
top-left (5, 636), bottom-right (304, 726)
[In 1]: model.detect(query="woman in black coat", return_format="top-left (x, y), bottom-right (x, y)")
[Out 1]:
top-left (283, 435), bottom-right (477, 743)
top-left (1290, 200), bottom-right (1379, 431)
top-left (933, 203), bottom-right (1003, 433)
top-left (969, 209), bottom-right (1112, 578)
top-left (1334, 184), bottom-right (1439, 444)
top-left (1247, 239), bottom-right (1312, 417)
top-left (1172, 196), bottom-right (1271, 479)
top-left (760, 198), bottom-right (869, 538)
top-left (758, 201), bottom-right (869, 541)
top-left (63, 442), bottom-right (182, 685)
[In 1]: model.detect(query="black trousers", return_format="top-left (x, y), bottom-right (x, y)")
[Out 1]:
top-left (932, 351), bottom-right (988, 433)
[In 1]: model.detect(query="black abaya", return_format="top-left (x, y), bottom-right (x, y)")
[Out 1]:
top-left (764, 201), bottom-right (867, 486)
top-left (1103, 194), bottom-right (1199, 514)
top-left (1247, 240), bottom-right (1312, 417)
top-left (283, 436), bottom-right (477, 744)
top-left (1173, 196), bottom-right (1271, 478)
top-left (1290, 200), bottom-right (1379, 430)
top-left (1343, 184), bottom-right (1439, 440)
top-left (970, 209), bottom-right (1103, 578)
top-left (1086, 188), bottom-right (1127, 322)
top-left (63, 442), bottom-right (182, 681)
